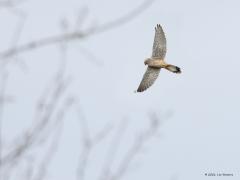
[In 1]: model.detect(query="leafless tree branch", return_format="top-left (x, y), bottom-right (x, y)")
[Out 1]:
top-left (98, 119), bottom-right (128, 180)
top-left (34, 97), bottom-right (75, 180)
top-left (1, 73), bottom-right (70, 168)
top-left (0, 0), bottom-right (155, 60)
top-left (76, 107), bottom-right (114, 180)
top-left (0, 70), bottom-right (9, 179)
top-left (0, 1), bottom-right (166, 179)
top-left (109, 113), bottom-right (161, 180)
top-left (87, 0), bottom-right (155, 35)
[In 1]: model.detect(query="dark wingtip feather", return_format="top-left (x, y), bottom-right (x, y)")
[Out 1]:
top-left (136, 86), bottom-right (146, 93)
top-left (175, 67), bottom-right (181, 74)
top-left (155, 24), bottom-right (163, 33)
top-left (136, 88), bottom-right (143, 93)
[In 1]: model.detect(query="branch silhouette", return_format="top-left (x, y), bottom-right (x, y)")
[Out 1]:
top-left (0, 0), bottom-right (155, 60)
top-left (0, 1), bottom-right (167, 180)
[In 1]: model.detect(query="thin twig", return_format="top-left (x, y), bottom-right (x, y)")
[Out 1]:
top-left (76, 107), bottom-right (114, 180)
top-left (34, 114), bottom-right (63, 180)
top-left (99, 119), bottom-right (128, 180)
top-left (0, 0), bottom-right (155, 60)
top-left (0, 74), bottom-right (69, 167)
top-left (75, 6), bottom-right (89, 31)
top-left (77, 46), bottom-right (103, 66)
top-left (87, 0), bottom-right (155, 35)
top-left (0, 70), bottom-right (8, 180)
top-left (109, 114), bottom-right (161, 180)
top-left (23, 156), bottom-right (34, 180)
top-left (8, 7), bottom-right (27, 47)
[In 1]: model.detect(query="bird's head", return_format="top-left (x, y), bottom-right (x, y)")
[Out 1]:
top-left (144, 58), bottom-right (151, 65)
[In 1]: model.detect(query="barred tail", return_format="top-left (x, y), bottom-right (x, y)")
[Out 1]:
top-left (165, 64), bottom-right (181, 74)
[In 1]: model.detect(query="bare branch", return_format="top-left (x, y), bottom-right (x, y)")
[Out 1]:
top-left (76, 107), bottom-right (114, 180)
top-left (87, 0), bottom-right (155, 35)
top-left (0, 74), bottom-right (70, 167)
top-left (0, 70), bottom-right (9, 179)
top-left (109, 113), bottom-right (161, 180)
top-left (8, 7), bottom-right (27, 47)
top-left (34, 114), bottom-right (63, 180)
top-left (75, 6), bottom-right (89, 31)
top-left (91, 122), bottom-right (114, 145)
top-left (99, 119), bottom-right (128, 180)
top-left (33, 96), bottom-right (77, 180)
top-left (77, 46), bottom-right (104, 66)
top-left (0, 0), bottom-right (155, 60)
top-left (23, 156), bottom-right (34, 180)
top-left (0, 1), bottom-right (165, 179)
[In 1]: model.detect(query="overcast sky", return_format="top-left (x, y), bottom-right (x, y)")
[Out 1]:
top-left (1, 0), bottom-right (240, 180)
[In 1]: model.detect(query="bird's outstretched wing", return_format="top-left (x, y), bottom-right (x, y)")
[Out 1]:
top-left (136, 67), bottom-right (161, 92)
top-left (152, 24), bottom-right (166, 59)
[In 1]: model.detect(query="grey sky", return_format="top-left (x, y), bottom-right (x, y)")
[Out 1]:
top-left (1, 0), bottom-right (240, 180)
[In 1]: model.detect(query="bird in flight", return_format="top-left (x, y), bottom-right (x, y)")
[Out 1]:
top-left (136, 24), bottom-right (181, 92)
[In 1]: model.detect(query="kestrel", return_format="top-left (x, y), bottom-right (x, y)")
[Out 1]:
top-left (136, 24), bottom-right (181, 92)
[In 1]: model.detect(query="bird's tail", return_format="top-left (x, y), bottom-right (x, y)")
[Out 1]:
top-left (165, 64), bottom-right (181, 74)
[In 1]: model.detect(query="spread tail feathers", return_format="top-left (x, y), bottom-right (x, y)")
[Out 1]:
top-left (165, 64), bottom-right (181, 74)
